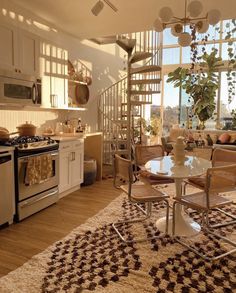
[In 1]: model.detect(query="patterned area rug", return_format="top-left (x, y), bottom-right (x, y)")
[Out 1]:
top-left (0, 185), bottom-right (235, 293)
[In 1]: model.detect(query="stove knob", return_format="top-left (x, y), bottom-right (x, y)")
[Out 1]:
top-left (19, 144), bottom-right (23, 149)
top-left (24, 143), bottom-right (28, 148)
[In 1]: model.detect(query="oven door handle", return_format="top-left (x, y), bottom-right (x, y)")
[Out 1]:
top-left (20, 152), bottom-right (58, 162)
top-left (20, 189), bottom-right (58, 208)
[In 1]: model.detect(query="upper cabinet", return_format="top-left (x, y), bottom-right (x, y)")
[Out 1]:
top-left (0, 23), bottom-right (19, 71)
top-left (18, 30), bottom-right (40, 77)
top-left (0, 23), bottom-right (40, 76)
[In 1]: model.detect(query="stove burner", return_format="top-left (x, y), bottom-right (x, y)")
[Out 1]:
top-left (0, 136), bottom-right (56, 149)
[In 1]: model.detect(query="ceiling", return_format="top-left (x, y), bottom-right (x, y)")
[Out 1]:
top-left (12, 0), bottom-right (236, 39)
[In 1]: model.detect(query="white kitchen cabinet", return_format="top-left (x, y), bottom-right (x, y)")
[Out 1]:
top-left (59, 139), bottom-right (84, 195)
top-left (0, 22), bottom-right (40, 76)
top-left (59, 150), bottom-right (71, 193)
top-left (71, 140), bottom-right (84, 187)
top-left (0, 23), bottom-right (19, 71)
top-left (18, 30), bottom-right (40, 76)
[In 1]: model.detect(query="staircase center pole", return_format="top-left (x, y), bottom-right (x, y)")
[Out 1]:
top-left (127, 50), bottom-right (132, 160)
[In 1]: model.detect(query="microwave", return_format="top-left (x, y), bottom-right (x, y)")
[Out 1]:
top-left (0, 70), bottom-right (41, 106)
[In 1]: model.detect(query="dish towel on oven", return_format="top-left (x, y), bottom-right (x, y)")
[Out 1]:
top-left (25, 154), bottom-right (53, 186)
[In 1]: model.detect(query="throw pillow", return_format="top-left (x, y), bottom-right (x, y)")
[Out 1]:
top-left (218, 133), bottom-right (231, 144)
top-left (229, 134), bottom-right (236, 143)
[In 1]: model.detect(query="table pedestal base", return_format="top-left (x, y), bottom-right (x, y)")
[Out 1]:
top-left (156, 214), bottom-right (201, 237)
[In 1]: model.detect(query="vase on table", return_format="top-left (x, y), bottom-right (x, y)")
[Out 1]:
top-left (173, 136), bottom-right (186, 165)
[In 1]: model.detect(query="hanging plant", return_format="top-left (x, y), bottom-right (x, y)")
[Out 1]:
top-left (167, 49), bottom-right (223, 129)
top-left (224, 19), bottom-right (236, 105)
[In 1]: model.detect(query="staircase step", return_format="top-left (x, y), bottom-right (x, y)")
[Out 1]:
top-left (130, 78), bottom-right (161, 85)
top-left (130, 90), bottom-right (160, 95)
top-left (122, 101), bottom-right (152, 106)
top-left (116, 39), bottom-right (136, 53)
top-left (130, 65), bottom-right (161, 75)
top-left (113, 120), bottom-right (128, 124)
top-left (114, 149), bottom-right (129, 155)
top-left (129, 52), bottom-right (152, 64)
top-left (104, 139), bottom-right (127, 143)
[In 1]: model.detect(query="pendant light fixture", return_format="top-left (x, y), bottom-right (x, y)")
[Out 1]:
top-left (153, 0), bottom-right (221, 47)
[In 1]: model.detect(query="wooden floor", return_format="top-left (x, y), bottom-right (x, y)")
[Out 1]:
top-left (0, 179), bottom-right (120, 278)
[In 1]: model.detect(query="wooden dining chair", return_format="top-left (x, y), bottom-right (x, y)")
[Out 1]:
top-left (183, 148), bottom-right (236, 228)
top-left (134, 144), bottom-right (174, 185)
top-left (112, 154), bottom-right (170, 243)
top-left (173, 164), bottom-right (236, 261)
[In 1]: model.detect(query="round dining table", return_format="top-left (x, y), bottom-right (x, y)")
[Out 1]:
top-left (145, 155), bottom-right (211, 236)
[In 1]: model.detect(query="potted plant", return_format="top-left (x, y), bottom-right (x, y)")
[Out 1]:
top-left (167, 49), bottom-right (223, 129)
top-left (139, 117), bottom-right (160, 144)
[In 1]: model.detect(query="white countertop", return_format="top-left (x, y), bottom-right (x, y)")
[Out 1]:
top-left (0, 146), bottom-right (15, 152)
top-left (53, 132), bottom-right (102, 142)
top-left (53, 136), bottom-right (84, 142)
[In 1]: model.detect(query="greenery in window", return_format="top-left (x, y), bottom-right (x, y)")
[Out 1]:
top-left (224, 19), bottom-right (236, 106)
top-left (167, 49), bottom-right (223, 129)
top-left (215, 19), bottom-right (236, 123)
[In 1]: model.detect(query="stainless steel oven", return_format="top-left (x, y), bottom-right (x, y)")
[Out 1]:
top-left (0, 69), bottom-right (41, 105)
top-left (12, 137), bottom-right (59, 221)
top-left (17, 150), bottom-right (59, 201)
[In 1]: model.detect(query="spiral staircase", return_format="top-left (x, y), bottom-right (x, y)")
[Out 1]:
top-left (98, 30), bottom-right (162, 164)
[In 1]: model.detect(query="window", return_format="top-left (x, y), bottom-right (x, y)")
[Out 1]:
top-left (163, 47), bottom-right (180, 64)
top-left (159, 19), bottom-right (236, 132)
top-left (162, 75), bottom-right (180, 135)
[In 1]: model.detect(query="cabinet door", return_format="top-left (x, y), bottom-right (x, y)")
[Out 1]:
top-left (0, 23), bottom-right (18, 71)
top-left (71, 147), bottom-right (84, 187)
top-left (59, 151), bottom-right (71, 193)
top-left (19, 30), bottom-right (40, 76)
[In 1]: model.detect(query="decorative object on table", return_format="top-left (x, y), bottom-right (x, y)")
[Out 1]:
top-left (173, 136), bottom-right (186, 165)
top-left (167, 49), bottom-right (223, 129)
top-left (153, 0), bottom-right (221, 47)
top-left (17, 121), bottom-right (37, 136)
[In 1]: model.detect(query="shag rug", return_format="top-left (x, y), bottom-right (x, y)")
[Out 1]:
top-left (0, 184), bottom-right (235, 293)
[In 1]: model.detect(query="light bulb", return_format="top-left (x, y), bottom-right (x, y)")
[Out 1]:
top-left (153, 18), bottom-right (164, 32)
top-left (159, 7), bottom-right (173, 22)
top-left (208, 9), bottom-right (221, 25)
top-left (178, 32), bottom-right (192, 47)
top-left (171, 23), bottom-right (183, 37)
top-left (196, 20), bottom-right (209, 33)
top-left (187, 1), bottom-right (203, 17)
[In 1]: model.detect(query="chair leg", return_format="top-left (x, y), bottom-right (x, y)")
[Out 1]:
top-left (134, 203), bottom-right (147, 216)
top-left (206, 208), bottom-right (236, 228)
top-left (164, 199), bottom-right (169, 234)
top-left (112, 200), bottom-right (168, 243)
top-left (172, 202), bottom-right (236, 261)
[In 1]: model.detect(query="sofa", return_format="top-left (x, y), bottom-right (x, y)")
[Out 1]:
top-left (161, 128), bottom-right (236, 154)
top-left (161, 128), bottom-right (187, 154)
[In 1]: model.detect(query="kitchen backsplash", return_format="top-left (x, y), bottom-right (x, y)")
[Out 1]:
top-left (0, 109), bottom-right (67, 134)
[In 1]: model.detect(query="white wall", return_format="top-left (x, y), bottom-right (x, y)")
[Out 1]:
top-left (0, 0), bottom-right (125, 133)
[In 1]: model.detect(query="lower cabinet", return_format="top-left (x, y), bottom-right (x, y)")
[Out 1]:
top-left (59, 139), bottom-right (84, 194)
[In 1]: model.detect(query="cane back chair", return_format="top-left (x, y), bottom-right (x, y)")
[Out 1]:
top-left (183, 148), bottom-right (236, 228)
top-left (134, 144), bottom-right (174, 185)
top-left (112, 154), bottom-right (170, 243)
top-left (173, 164), bottom-right (236, 260)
